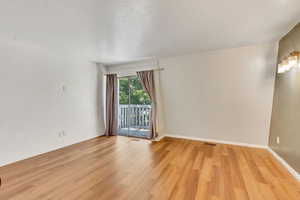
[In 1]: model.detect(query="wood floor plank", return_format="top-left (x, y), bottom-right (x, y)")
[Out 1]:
top-left (0, 136), bottom-right (299, 200)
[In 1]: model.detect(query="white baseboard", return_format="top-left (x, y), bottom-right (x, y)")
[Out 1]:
top-left (0, 133), bottom-right (105, 168)
top-left (267, 147), bottom-right (300, 182)
top-left (165, 134), bottom-right (267, 149)
top-left (154, 135), bottom-right (166, 141)
top-left (164, 134), bottom-right (299, 182)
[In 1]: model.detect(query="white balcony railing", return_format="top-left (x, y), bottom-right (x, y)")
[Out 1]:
top-left (118, 104), bottom-right (151, 129)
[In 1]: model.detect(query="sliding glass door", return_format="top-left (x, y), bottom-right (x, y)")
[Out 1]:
top-left (118, 76), bottom-right (152, 138)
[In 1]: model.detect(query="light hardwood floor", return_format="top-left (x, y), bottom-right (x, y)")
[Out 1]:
top-left (0, 136), bottom-right (299, 200)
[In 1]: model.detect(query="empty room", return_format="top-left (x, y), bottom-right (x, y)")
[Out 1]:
top-left (0, 0), bottom-right (300, 199)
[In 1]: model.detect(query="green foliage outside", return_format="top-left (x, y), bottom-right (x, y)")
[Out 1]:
top-left (119, 77), bottom-right (151, 105)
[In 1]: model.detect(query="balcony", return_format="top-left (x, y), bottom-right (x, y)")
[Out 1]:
top-left (118, 104), bottom-right (152, 138)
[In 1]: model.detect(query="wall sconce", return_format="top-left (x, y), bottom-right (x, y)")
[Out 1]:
top-left (277, 51), bottom-right (300, 74)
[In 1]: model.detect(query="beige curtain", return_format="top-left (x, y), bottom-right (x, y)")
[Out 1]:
top-left (105, 74), bottom-right (118, 136)
top-left (137, 70), bottom-right (157, 139)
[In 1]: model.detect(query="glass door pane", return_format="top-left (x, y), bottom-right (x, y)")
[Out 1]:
top-left (128, 76), bottom-right (152, 138)
top-left (118, 77), bottom-right (129, 136)
top-left (117, 75), bottom-right (152, 139)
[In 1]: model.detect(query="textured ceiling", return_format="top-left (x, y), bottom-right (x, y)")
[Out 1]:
top-left (1, 0), bottom-right (300, 64)
top-left (96, 0), bottom-right (300, 64)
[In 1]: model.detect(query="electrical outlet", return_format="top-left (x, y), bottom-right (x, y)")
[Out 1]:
top-left (276, 136), bottom-right (280, 144)
top-left (62, 85), bottom-right (66, 93)
top-left (58, 131), bottom-right (66, 137)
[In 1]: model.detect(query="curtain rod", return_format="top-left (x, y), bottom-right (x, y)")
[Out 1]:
top-left (103, 68), bottom-right (164, 76)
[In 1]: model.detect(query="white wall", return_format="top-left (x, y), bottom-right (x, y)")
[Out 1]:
top-left (0, 39), bottom-right (105, 167)
top-left (0, 0), bottom-right (106, 167)
top-left (160, 43), bottom-right (277, 146)
top-left (108, 43), bottom-right (278, 146)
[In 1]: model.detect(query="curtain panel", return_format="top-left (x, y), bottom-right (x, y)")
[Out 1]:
top-left (105, 74), bottom-right (118, 136)
top-left (137, 70), bottom-right (158, 139)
